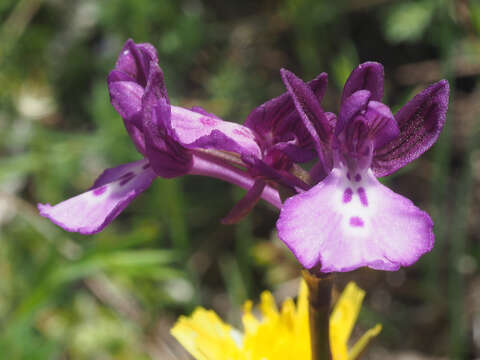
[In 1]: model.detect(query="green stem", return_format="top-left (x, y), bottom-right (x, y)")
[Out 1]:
top-left (302, 270), bottom-right (334, 360)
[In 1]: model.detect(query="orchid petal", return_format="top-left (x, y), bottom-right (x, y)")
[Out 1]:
top-left (324, 111), bottom-right (337, 129)
top-left (108, 75), bottom-right (144, 123)
top-left (342, 62), bottom-right (384, 103)
top-left (114, 39), bottom-right (158, 87)
top-left (144, 100), bottom-right (193, 177)
top-left (107, 77), bottom-right (146, 154)
top-left (280, 69), bottom-right (333, 173)
top-left (190, 106), bottom-right (221, 119)
top-left (170, 106), bottom-right (262, 158)
top-left (280, 69), bottom-right (331, 145)
top-left (221, 180), bottom-right (266, 224)
top-left (245, 72), bottom-right (328, 133)
top-left (107, 69), bottom-right (145, 153)
top-left (142, 67), bottom-right (192, 178)
top-left (363, 101), bottom-right (399, 150)
top-left (336, 90), bottom-right (371, 136)
top-left (277, 167), bottom-right (434, 272)
top-left (107, 41), bottom-right (166, 155)
top-left (372, 80), bottom-right (449, 177)
top-left (107, 40), bottom-right (161, 127)
top-left (245, 72), bottom-right (328, 161)
top-left (38, 159), bottom-right (157, 234)
top-left (272, 137), bottom-right (316, 163)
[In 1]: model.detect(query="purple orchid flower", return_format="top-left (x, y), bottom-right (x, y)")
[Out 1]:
top-left (38, 40), bottom-right (281, 234)
top-left (277, 62), bottom-right (449, 273)
top-left (219, 72), bottom-right (330, 224)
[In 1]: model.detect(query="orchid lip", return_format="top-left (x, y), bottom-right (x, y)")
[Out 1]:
top-left (277, 165), bottom-right (435, 272)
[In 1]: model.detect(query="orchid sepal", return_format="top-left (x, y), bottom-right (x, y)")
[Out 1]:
top-left (372, 80), bottom-right (450, 177)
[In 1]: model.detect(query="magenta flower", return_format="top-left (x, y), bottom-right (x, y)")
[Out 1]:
top-left (38, 40), bottom-right (281, 234)
top-left (38, 38), bottom-right (449, 276)
top-left (277, 63), bottom-right (449, 273)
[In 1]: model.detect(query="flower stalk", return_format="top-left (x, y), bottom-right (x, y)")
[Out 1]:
top-left (302, 269), bottom-right (334, 360)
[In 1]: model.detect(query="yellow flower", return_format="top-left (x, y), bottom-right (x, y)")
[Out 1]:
top-left (171, 281), bottom-right (381, 360)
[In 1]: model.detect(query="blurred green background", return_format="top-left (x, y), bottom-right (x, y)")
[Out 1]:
top-left (0, 0), bottom-right (479, 359)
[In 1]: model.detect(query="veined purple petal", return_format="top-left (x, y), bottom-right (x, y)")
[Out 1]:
top-left (38, 159), bottom-right (157, 235)
top-left (169, 105), bottom-right (262, 158)
top-left (108, 70), bottom-right (147, 154)
top-left (272, 136), bottom-right (316, 163)
top-left (277, 167), bottom-right (434, 272)
top-left (336, 90), bottom-right (371, 135)
top-left (140, 61), bottom-right (169, 105)
top-left (280, 69), bottom-right (331, 144)
top-left (245, 72), bottom-right (328, 162)
top-left (115, 39), bottom-right (158, 87)
top-left (221, 179), bottom-right (266, 224)
top-left (363, 101), bottom-right (399, 150)
top-left (245, 72), bottom-right (328, 133)
top-left (280, 69), bottom-right (333, 173)
top-left (108, 41), bottom-right (166, 155)
top-left (144, 100), bottom-right (193, 177)
top-left (324, 111), bottom-right (337, 129)
top-left (342, 62), bottom-right (384, 103)
top-left (108, 75), bottom-right (144, 123)
top-left (372, 80), bottom-right (449, 177)
top-left (108, 43), bottom-right (160, 116)
top-left (142, 67), bottom-right (192, 178)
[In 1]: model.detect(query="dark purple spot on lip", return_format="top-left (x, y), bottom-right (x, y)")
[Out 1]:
top-left (354, 174), bottom-right (362, 182)
top-left (350, 216), bottom-right (364, 227)
top-left (346, 172), bottom-right (351, 180)
top-left (343, 188), bottom-right (353, 203)
top-left (93, 185), bottom-right (107, 196)
top-left (358, 187), bottom-right (368, 207)
top-left (119, 173), bottom-right (135, 186)
top-left (142, 163), bottom-right (150, 170)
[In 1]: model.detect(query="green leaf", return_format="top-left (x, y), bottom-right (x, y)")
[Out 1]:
top-left (51, 249), bottom-right (178, 284)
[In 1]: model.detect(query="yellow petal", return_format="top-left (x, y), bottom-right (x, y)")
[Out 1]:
top-left (280, 297), bottom-right (296, 330)
top-left (296, 280), bottom-right (309, 321)
top-left (330, 282), bottom-right (365, 344)
top-left (259, 290), bottom-right (279, 321)
top-left (348, 324), bottom-right (382, 360)
top-left (242, 300), bottom-right (260, 334)
top-left (295, 280), bottom-right (310, 346)
top-left (170, 307), bottom-right (240, 360)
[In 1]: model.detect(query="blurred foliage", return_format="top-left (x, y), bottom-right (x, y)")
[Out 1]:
top-left (383, 1), bottom-right (434, 43)
top-left (0, 0), bottom-right (480, 359)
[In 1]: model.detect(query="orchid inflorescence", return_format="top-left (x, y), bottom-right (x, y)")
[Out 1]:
top-left (39, 39), bottom-right (449, 274)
